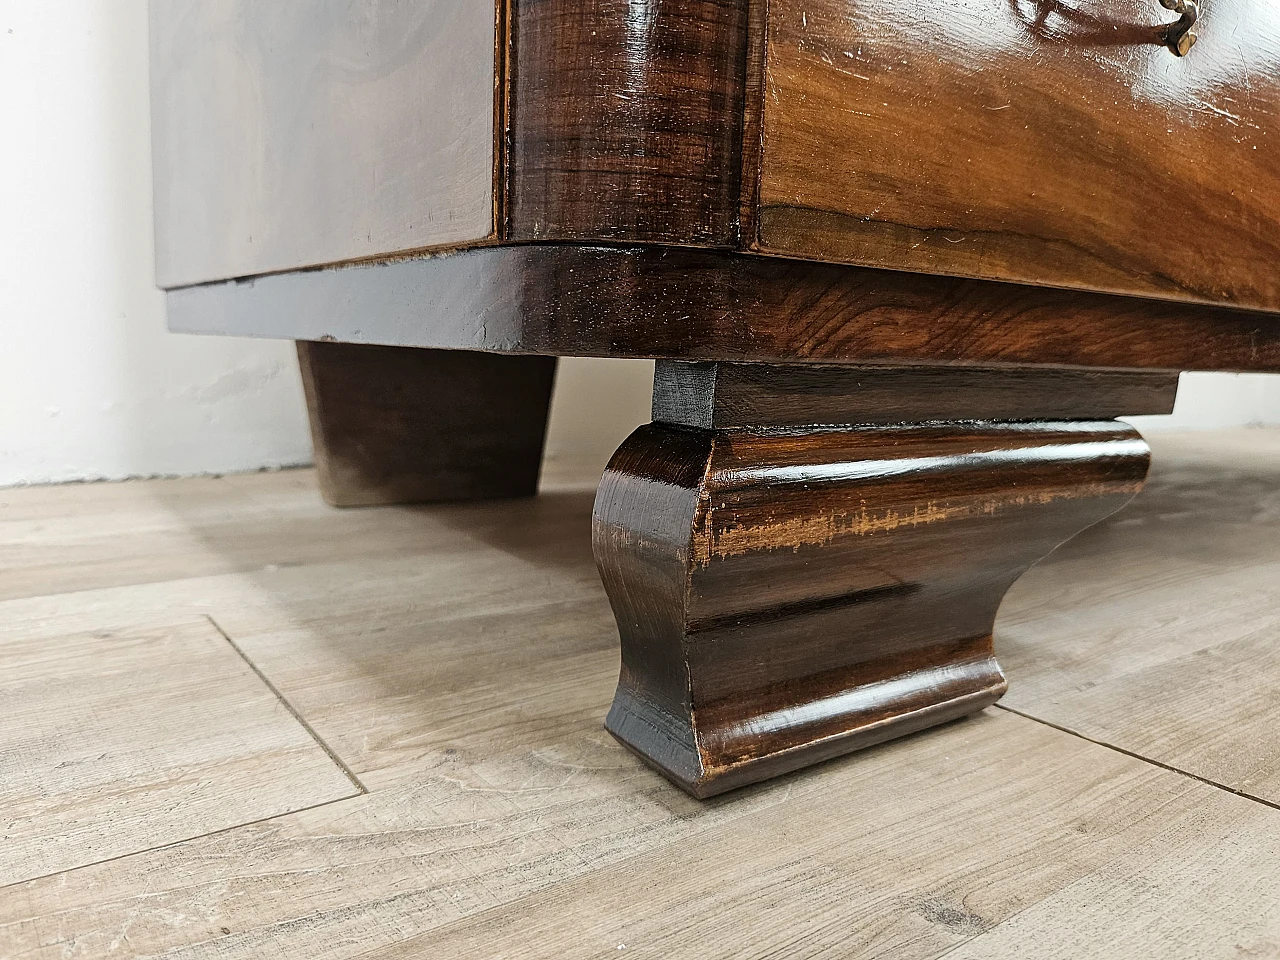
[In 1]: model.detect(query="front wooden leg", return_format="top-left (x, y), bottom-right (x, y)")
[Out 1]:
top-left (297, 342), bottom-right (557, 507)
top-left (594, 362), bottom-right (1168, 797)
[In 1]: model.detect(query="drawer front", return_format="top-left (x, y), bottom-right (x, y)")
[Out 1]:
top-left (751, 0), bottom-right (1280, 312)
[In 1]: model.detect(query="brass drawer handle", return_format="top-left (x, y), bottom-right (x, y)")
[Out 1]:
top-left (1159, 0), bottom-right (1199, 56)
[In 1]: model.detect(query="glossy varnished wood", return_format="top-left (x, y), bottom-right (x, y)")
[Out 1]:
top-left (653, 361), bottom-right (1180, 429)
top-left (752, 0), bottom-right (1280, 311)
top-left (297, 342), bottom-right (556, 507)
top-left (504, 0), bottom-right (748, 245)
top-left (594, 408), bottom-right (1151, 795)
top-left (172, 245), bottom-right (1280, 372)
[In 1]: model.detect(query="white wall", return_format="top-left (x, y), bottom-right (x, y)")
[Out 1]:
top-left (0, 2), bottom-right (1275, 489)
top-left (1, 0), bottom-right (311, 485)
top-left (0, 0), bottom-right (653, 488)
top-left (1127, 372), bottom-right (1280, 433)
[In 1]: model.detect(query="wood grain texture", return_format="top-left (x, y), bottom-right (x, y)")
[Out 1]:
top-left (737, 0), bottom-right (771, 244)
top-left (0, 471), bottom-right (597, 605)
top-left (653, 360), bottom-right (1180, 428)
top-left (367, 752), bottom-right (1280, 960)
top-left (593, 419), bottom-right (1150, 796)
top-left (0, 475), bottom-right (300, 602)
top-left (0, 617), bottom-right (358, 887)
top-left (297, 342), bottom-right (556, 506)
top-left (0, 482), bottom-right (611, 792)
top-left (753, 0), bottom-right (1280, 312)
top-left (149, 0), bottom-right (499, 288)
top-left (1000, 428), bottom-right (1280, 804)
top-left (504, 0), bottom-right (748, 245)
top-left (6, 442), bottom-right (1280, 956)
top-left (167, 245), bottom-right (1280, 372)
top-left (15, 706), bottom-right (1280, 959)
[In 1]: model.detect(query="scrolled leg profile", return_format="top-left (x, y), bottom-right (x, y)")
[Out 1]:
top-left (593, 362), bottom-right (1160, 796)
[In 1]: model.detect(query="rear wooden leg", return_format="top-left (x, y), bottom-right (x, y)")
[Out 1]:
top-left (593, 362), bottom-right (1170, 797)
top-left (297, 342), bottom-right (557, 507)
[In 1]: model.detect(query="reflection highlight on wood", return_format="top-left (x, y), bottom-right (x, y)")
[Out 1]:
top-left (505, 0), bottom-right (748, 246)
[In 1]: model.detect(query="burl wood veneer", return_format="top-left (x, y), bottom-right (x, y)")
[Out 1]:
top-left (750, 0), bottom-right (1280, 310)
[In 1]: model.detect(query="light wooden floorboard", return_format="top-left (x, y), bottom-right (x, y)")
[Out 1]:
top-left (0, 616), bottom-right (359, 887)
top-left (0, 486), bottom-right (612, 789)
top-left (1, 429), bottom-right (1278, 958)
top-left (389, 719), bottom-right (1280, 960)
top-left (1001, 428), bottom-right (1280, 805)
top-left (4, 711), bottom-right (1278, 959)
top-left (0, 470), bottom-right (596, 603)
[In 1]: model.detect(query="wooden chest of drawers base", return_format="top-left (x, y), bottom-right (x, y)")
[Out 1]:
top-left (281, 332), bottom-right (1176, 796)
top-left (151, 0), bottom-right (1280, 797)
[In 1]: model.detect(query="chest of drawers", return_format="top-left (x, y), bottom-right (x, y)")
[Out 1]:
top-left (151, 0), bottom-right (1280, 796)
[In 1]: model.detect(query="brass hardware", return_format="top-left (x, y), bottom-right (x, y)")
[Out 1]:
top-left (1159, 0), bottom-right (1199, 56)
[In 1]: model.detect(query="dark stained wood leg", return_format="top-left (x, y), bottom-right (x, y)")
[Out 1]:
top-left (297, 342), bottom-right (557, 507)
top-left (593, 362), bottom-right (1170, 797)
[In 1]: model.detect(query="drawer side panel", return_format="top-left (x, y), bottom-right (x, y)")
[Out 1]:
top-left (151, 0), bottom-right (498, 288)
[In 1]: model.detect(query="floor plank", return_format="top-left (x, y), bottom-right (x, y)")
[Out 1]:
top-left (1000, 428), bottom-right (1280, 804)
top-left (0, 617), bottom-right (360, 886)
top-left (3, 711), bottom-right (1277, 960)
top-left (0, 489), bottom-right (612, 788)
top-left (0, 475), bottom-right (273, 601)
top-left (393, 721), bottom-right (1280, 960)
top-left (2, 429), bottom-right (1280, 957)
top-left (0, 469), bottom-right (592, 603)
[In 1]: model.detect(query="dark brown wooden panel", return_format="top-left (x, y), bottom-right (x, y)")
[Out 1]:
top-left (753, 0), bottom-right (1280, 312)
top-left (297, 342), bottom-right (556, 507)
top-left (737, 0), bottom-right (771, 244)
top-left (505, 0), bottom-right (749, 245)
top-left (172, 246), bottom-right (1280, 373)
top-left (594, 417), bottom-right (1150, 796)
top-left (652, 361), bottom-right (1180, 428)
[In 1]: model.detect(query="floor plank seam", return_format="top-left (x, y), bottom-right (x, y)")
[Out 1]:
top-left (994, 703), bottom-right (1280, 814)
top-left (204, 614), bottom-right (370, 796)
top-left (0, 793), bottom-right (360, 893)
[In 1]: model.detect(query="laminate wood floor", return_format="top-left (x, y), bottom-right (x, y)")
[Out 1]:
top-left (2, 429), bottom-right (1278, 959)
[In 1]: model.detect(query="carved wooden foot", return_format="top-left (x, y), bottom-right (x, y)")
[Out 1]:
top-left (593, 362), bottom-right (1168, 796)
top-left (297, 342), bottom-right (557, 507)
